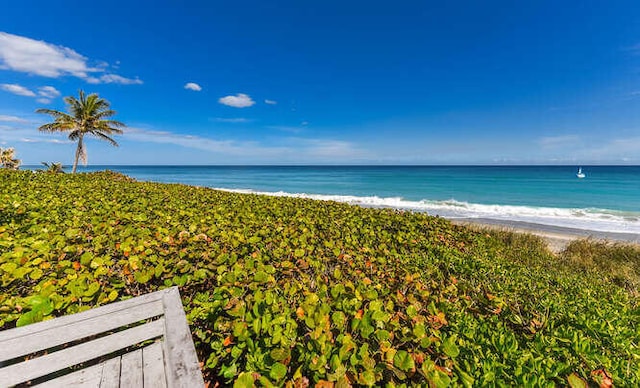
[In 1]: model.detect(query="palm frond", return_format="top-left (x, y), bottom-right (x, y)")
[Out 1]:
top-left (91, 131), bottom-right (119, 146)
top-left (38, 122), bottom-right (75, 133)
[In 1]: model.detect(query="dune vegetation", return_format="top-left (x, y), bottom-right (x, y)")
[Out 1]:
top-left (0, 170), bottom-right (638, 386)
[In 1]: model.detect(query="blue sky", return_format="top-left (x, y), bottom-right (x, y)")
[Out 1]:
top-left (1, 0), bottom-right (640, 165)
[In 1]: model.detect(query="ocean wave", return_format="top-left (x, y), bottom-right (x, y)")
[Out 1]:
top-left (214, 187), bottom-right (640, 234)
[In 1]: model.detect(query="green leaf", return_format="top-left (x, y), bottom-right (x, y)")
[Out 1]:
top-left (269, 362), bottom-right (287, 381)
top-left (270, 347), bottom-right (291, 361)
top-left (16, 310), bottom-right (42, 327)
top-left (359, 370), bottom-right (376, 386)
top-left (393, 350), bottom-right (415, 372)
top-left (233, 371), bottom-right (255, 388)
top-left (254, 271), bottom-right (269, 283)
top-left (442, 336), bottom-right (460, 358)
top-left (108, 290), bottom-right (119, 301)
top-left (30, 268), bottom-right (44, 280)
top-left (567, 373), bottom-right (588, 388)
top-left (332, 311), bottom-right (346, 327)
top-left (84, 282), bottom-right (101, 297)
top-left (0, 262), bottom-right (18, 273)
top-left (29, 295), bottom-right (53, 315)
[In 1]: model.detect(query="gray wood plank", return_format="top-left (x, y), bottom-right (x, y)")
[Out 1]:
top-left (161, 288), bottom-right (205, 388)
top-left (0, 288), bottom-right (167, 344)
top-left (99, 356), bottom-right (121, 388)
top-left (1, 299), bottom-right (164, 361)
top-left (143, 341), bottom-right (167, 388)
top-left (120, 349), bottom-right (143, 388)
top-left (38, 362), bottom-right (104, 388)
top-left (0, 318), bottom-right (164, 387)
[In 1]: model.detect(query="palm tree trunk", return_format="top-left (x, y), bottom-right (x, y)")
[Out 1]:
top-left (72, 136), bottom-right (83, 174)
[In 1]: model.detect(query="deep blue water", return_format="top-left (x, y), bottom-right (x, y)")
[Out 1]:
top-left (58, 165), bottom-right (640, 233)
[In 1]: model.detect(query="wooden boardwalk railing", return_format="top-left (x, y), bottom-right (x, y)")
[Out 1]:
top-left (0, 287), bottom-right (204, 387)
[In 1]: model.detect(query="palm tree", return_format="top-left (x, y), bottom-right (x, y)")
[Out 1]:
top-left (41, 162), bottom-right (65, 173)
top-left (0, 147), bottom-right (20, 170)
top-left (36, 90), bottom-right (125, 173)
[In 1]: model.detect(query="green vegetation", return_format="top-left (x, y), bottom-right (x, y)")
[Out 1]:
top-left (1, 170), bottom-right (638, 386)
top-left (560, 239), bottom-right (640, 295)
top-left (36, 90), bottom-right (125, 173)
top-left (0, 147), bottom-right (20, 170)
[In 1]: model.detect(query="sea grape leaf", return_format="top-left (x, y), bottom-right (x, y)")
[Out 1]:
top-left (233, 371), bottom-right (254, 388)
top-left (568, 373), bottom-right (588, 388)
top-left (269, 362), bottom-right (287, 381)
top-left (442, 336), bottom-right (460, 358)
top-left (29, 295), bottom-right (54, 315)
top-left (393, 350), bottom-right (415, 372)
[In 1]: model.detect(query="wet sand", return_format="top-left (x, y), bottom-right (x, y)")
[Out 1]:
top-left (453, 218), bottom-right (640, 253)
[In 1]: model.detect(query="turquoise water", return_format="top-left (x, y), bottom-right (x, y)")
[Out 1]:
top-left (71, 165), bottom-right (640, 233)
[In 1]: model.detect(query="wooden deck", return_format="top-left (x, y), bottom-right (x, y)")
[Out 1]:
top-left (0, 287), bottom-right (204, 387)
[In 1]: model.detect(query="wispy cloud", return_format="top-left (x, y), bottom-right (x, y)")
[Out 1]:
top-left (0, 32), bottom-right (142, 84)
top-left (264, 99), bottom-right (277, 105)
top-left (38, 86), bottom-right (60, 98)
top-left (1, 83), bottom-right (61, 104)
top-left (87, 74), bottom-right (143, 85)
top-left (35, 85), bottom-right (61, 104)
top-left (531, 133), bottom-right (640, 163)
top-left (537, 134), bottom-right (580, 148)
top-left (0, 114), bottom-right (28, 123)
top-left (1, 83), bottom-right (35, 96)
top-left (184, 82), bottom-right (202, 91)
top-left (19, 137), bottom-right (70, 144)
top-left (0, 120), bottom-right (71, 145)
top-left (219, 93), bottom-right (255, 108)
top-left (267, 125), bottom-right (305, 134)
top-left (214, 118), bottom-right (251, 123)
top-left (125, 127), bottom-right (368, 162)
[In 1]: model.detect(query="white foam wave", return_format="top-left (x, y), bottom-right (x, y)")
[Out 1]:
top-left (214, 187), bottom-right (640, 234)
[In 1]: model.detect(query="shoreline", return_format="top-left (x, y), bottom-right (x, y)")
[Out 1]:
top-left (452, 217), bottom-right (640, 253)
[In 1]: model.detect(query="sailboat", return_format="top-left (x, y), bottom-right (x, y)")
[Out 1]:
top-left (576, 167), bottom-right (585, 179)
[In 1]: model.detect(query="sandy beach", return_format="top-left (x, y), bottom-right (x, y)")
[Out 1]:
top-left (454, 218), bottom-right (640, 253)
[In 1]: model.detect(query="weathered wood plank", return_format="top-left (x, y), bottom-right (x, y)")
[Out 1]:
top-left (162, 288), bottom-right (205, 388)
top-left (143, 341), bottom-right (167, 388)
top-left (0, 318), bottom-right (164, 387)
top-left (120, 349), bottom-right (143, 388)
top-left (39, 362), bottom-right (104, 388)
top-left (0, 289), bottom-right (165, 344)
top-left (1, 299), bottom-right (164, 361)
top-left (99, 356), bottom-right (121, 388)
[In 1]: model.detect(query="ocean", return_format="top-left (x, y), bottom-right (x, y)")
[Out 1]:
top-left (68, 165), bottom-right (640, 234)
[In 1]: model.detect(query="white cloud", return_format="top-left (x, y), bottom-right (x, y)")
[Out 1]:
top-left (38, 86), bottom-right (61, 99)
top-left (36, 98), bottom-right (51, 104)
top-left (1, 83), bottom-right (35, 96)
top-left (86, 74), bottom-right (143, 85)
top-left (0, 32), bottom-right (142, 84)
top-left (219, 93), bottom-right (255, 108)
top-left (267, 125), bottom-right (305, 134)
top-left (214, 118), bottom-right (250, 123)
top-left (20, 138), bottom-right (70, 144)
top-left (264, 99), bottom-right (277, 105)
top-left (184, 82), bottom-right (202, 91)
top-left (0, 114), bottom-right (27, 123)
